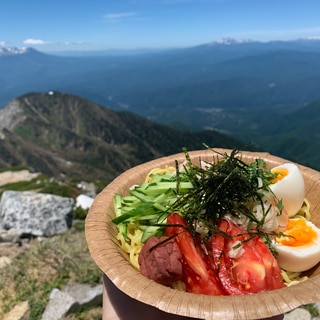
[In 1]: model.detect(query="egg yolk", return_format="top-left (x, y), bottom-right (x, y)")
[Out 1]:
top-left (270, 167), bottom-right (289, 183)
top-left (277, 219), bottom-right (317, 247)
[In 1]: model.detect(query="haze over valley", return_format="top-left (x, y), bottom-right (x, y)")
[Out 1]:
top-left (1, 38), bottom-right (320, 172)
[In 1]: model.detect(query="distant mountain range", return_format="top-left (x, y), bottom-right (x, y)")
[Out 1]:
top-left (1, 38), bottom-right (320, 115)
top-left (0, 46), bottom-right (29, 56)
top-left (0, 92), bottom-right (251, 184)
top-left (1, 39), bottom-right (320, 172)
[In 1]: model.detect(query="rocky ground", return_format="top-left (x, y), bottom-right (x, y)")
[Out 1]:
top-left (0, 169), bottom-right (40, 187)
top-left (0, 169), bottom-right (102, 319)
top-left (0, 228), bottom-right (103, 320)
top-left (285, 305), bottom-right (320, 320)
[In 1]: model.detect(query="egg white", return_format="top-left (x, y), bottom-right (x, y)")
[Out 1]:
top-left (274, 220), bottom-right (320, 272)
top-left (269, 163), bottom-right (305, 217)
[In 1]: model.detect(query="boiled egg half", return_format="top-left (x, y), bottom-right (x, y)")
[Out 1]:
top-left (269, 163), bottom-right (305, 217)
top-left (274, 218), bottom-right (320, 272)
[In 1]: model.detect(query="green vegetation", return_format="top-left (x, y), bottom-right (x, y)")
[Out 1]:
top-left (0, 221), bottom-right (103, 319)
top-left (73, 206), bottom-right (89, 220)
top-left (303, 304), bottom-right (319, 318)
top-left (0, 168), bottom-right (100, 318)
top-left (0, 165), bottom-right (29, 173)
top-left (0, 173), bottom-right (83, 199)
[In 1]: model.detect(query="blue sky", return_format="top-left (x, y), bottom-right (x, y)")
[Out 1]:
top-left (1, 0), bottom-right (320, 52)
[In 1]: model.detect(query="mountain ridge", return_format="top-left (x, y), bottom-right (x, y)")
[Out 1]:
top-left (0, 91), bottom-right (252, 184)
top-left (2, 38), bottom-right (320, 110)
top-left (3, 37), bottom-right (320, 57)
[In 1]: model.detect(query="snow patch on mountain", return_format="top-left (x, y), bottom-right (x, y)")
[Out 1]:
top-left (0, 46), bottom-right (29, 56)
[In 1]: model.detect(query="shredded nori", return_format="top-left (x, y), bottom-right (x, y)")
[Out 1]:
top-left (171, 146), bottom-right (282, 251)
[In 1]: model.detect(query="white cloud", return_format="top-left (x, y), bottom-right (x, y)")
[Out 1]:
top-left (59, 41), bottom-right (87, 46)
top-left (231, 27), bottom-right (320, 41)
top-left (24, 39), bottom-right (87, 47)
top-left (23, 38), bottom-right (49, 45)
top-left (302, 36), bottom-right (320, 40)
top-left (104, 12), bottom-right (137, 22)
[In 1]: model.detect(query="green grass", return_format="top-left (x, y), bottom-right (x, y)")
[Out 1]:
top-left (0, 221), bottom-right (103, 319)
top-left (0, 165), bottom-right (29, 173)
top-left (302, 304), bottom-right (319, 318)
top-left (0, 174), bottom-right (84, 199)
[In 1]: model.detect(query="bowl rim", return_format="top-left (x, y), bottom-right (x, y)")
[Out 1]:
top-left (85, 149), bottom-right (320, 319)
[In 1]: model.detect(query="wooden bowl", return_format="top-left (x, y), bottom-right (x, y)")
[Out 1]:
top-left (85, 149), bottom-right (320, 319)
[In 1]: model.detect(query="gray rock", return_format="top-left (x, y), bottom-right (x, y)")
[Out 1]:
top-left (41, 283), bottom-right (103, 320)
top-left (41, 288), bottom-right (77, 320)
top-left (64, 283), bottom-right (103, 308)
top-left (284, 308), bottom-right (312, 320)
top-left (0, 228), bottom-right (24, 243)
top-left (75, 194), bottom-right (94, 210)
top-left (0, 99), bottom-right (26, 133)
top-left (0, 191), bottom-right (73, 236)
top-left (3, 300), bottom-right (30, 320)
top-left (76, 181), bottom-right (97, 198)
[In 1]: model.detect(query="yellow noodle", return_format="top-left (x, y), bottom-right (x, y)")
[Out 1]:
top-left (281, 270), bottom-right (309, 287)
top-left (145, 166), bottom-right (176, 182)
top-left (117, 225), bottom-right (143, 270)
top-left (296, 198), bottom-right (311, 220)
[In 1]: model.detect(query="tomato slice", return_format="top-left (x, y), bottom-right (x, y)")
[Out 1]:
top-left (212, 218), bottom-right (285, 295)
top-left (165, 213), bottom-right (225, 296)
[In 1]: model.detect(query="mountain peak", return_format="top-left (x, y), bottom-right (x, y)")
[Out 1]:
top-left (206, 38), bottom-right (254, 46)
top-left (0, 46), bottom-right (40, 56)
top-left (299, 36), bottom-right (320, 41)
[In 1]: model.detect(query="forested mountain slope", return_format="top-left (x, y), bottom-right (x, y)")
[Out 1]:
top-left (0, 91), bottom-right (252, 184)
